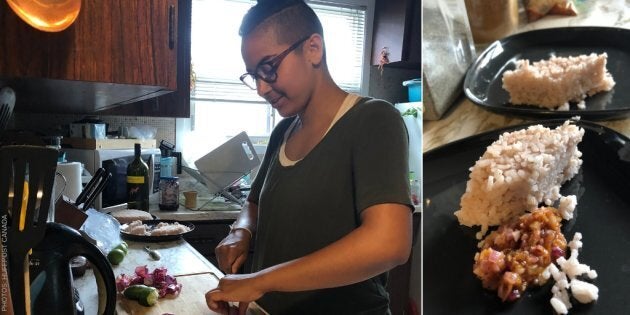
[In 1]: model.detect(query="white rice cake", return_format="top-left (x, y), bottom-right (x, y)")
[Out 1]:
top-left (502, 53), bottom-right (615, 109)
top-left (454, 120), bottom-right (584, 236)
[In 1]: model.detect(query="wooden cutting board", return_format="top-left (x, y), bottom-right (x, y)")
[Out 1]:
top-left (116, 272), bottom-right (267, 315)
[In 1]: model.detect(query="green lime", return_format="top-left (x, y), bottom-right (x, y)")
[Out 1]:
top-left (107, 248), bottom-right (125, 265)
top-left (115, 242), bottom-right (129, 255)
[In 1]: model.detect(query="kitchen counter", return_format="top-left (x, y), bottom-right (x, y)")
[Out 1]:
top-left (74, 239), bottom-right (267, 314)
top-left (151, 206), bottom-right (240, 222)
top-left (105, 200), bottom-right (241, 222)
top-left (424, 0), bottom-right (630, 151)
top-left (143, 170), bottom-right (244, 222)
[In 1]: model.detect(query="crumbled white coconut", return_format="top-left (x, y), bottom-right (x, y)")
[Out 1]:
top-left (549, 262), bottom-right (562, 280)
top-left (551, 280), bottom-right (572, 311)
top-left (559, 249), bottom-right (595, 279)
top-left (551, 297), bottom-right (569, 314)
top-left (558, 279), bottom-right (570, 290)
top-left (558, 102), bottom-right (570, 111)
top-left (577, 100), bottom-right (586, 109)
top-left (570, 279), bottom-right (599, 303)
top-left (541, 265), bottom-right (551, 280)
top-left (558, 195), bottom-right (577, 220)
top-left (569, 240), bottom-right (583, 251)
top-left (548, 232), bottom-right (599, 313)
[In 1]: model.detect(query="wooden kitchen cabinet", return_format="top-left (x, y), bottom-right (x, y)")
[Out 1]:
top-left (371, 0), bottom-right (421, 69)
top-left (0, 0), bottom-right (191, 116)
top-left (101, 0), bottom-right (191, 118)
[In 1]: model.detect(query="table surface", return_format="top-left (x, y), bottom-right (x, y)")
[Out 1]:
top-left (423, 97), bottom-right (630, 152)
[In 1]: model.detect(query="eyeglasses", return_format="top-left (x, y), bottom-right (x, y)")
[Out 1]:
top-left (240, 35), bottom-right (311, 90)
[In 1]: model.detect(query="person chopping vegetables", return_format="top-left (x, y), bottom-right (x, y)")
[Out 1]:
top-left (205, 0), bottom-right (414, 314)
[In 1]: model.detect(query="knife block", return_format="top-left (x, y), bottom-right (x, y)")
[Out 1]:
top-left (54, 199), bottom-right (88, 230)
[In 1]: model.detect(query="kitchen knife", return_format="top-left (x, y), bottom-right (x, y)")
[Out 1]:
top-left (74, 168), bottom-right (105, 207)
top-left (83, 172), bottom-right (111, 210)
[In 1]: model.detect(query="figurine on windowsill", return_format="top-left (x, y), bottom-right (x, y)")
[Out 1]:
top-left (378, 46), bottom-right (389, 75)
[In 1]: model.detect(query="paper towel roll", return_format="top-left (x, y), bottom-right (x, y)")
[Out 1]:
top-left (55, 162), bottom-right (82, 202)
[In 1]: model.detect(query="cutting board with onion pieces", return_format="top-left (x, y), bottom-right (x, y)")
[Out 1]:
top-left (116, 272), bottom-right (268, 315)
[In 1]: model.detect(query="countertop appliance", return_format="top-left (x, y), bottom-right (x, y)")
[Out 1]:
top-left (29, 222), bottom-right (117, 314)
top-left (65, 147), bottom-right (160, 209)
top-left (160, 139), bottom-right (182, 175)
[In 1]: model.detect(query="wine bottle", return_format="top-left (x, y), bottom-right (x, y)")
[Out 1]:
top-left (127, 143), bottom-right (149, 211)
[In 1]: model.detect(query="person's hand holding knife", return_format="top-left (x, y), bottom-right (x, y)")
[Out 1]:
top-left (208, 212), bottom-right (257, 315)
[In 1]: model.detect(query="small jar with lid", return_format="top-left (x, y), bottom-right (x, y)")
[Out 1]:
top-left (159, 176), bottom-right (179, 211)
top-left (464, 0), bottom-right (519, 45)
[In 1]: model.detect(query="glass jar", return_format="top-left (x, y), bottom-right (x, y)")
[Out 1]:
top-left (464, 0), bottom-right (519, 45)
top-left (160, 156), bottom-right (174, 177)
top-left (159, 176), bottom-right (179, 211)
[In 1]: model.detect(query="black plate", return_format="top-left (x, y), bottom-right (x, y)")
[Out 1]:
top-left (464, 27), bottom-right (630, 120)
top-left (120, 220), bottom-right (195, 242)
top-left (423, 120), bottom-right (630, 314)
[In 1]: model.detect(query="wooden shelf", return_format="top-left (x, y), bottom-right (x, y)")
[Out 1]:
top-left (62, 138), bottom-right (156, 150)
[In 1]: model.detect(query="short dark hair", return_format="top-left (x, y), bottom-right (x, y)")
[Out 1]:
top-left (239, 0), bottom-right (324, 45)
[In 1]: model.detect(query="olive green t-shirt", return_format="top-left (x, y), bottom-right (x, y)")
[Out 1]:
top-left (248, 97), bottom-right (412, 315)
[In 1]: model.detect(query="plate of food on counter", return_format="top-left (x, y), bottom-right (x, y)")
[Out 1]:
top-left (109, 208), bottom-right (157, 224)
top-left (423, 118), bottom-right (630, 314)
top-left (464, 27), bottom-right (630, 120)
top-left (120, 219), bottom-right (195, 242)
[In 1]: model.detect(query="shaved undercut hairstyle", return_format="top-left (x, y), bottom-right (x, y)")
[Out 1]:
top-left (239, 0), bottom-right (324, 47)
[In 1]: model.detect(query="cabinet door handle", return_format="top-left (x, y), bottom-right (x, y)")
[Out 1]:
top-left (168, 4), bottom-right (175, 49)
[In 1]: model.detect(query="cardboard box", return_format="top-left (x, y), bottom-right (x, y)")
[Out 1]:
top-left (69, 123), bottom-right (106, 139)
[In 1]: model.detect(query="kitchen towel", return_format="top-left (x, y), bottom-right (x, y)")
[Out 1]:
top-left (55, 162), bottom-right (82, 202)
